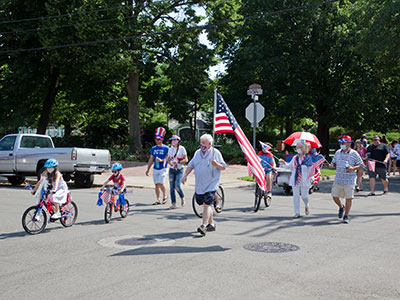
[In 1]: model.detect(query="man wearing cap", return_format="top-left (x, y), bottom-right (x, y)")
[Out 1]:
top-left (146, 127), bottom-right (169, 205)
top-left (366, 136), bottom-right (390, 196)
top-left (329, 135), bottom-right (364, 224)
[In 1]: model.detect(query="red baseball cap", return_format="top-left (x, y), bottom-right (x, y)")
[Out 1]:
top-left (338, 135), bottom-right (352, 143)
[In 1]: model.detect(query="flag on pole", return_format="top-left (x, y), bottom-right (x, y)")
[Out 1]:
top-left (259, 141), bottom-right (272, 153)
top-left (308, 154), bottom-right (326, 178)
top-left (100, 190), bottom-right (111, 204)
top-left (368, 159), bottom-right (376, 172)
top-left (214, 92), bottom-right (266, 192)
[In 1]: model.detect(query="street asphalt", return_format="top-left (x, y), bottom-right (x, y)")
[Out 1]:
top-left (0, 174), bottom-right (399, 300)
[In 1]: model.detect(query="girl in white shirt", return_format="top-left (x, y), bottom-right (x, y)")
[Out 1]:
top-left (167, 135), bottom-right (188, 209)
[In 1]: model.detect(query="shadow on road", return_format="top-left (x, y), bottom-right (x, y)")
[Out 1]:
top-left (110, 245), bottom-right (231, 256)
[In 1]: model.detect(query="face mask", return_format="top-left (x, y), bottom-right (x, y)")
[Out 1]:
top-left (171, 140), bottom-right (178, 146)
top-left (296, 148), bottom-right (303, 154)
top-left (47, 167), bottom-right (54, 173)
top-left (200, 143), bottom-right (208, 151)
top-left (340, 145), bottom-right (347, 150)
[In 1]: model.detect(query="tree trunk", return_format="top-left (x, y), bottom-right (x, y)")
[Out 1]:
top-left (317, 120), bottom-right (330, 156)
top-left (316, 101), bottom-right (330, 156)
top-left (126, 71), bottom-right (142, 153)
top-left (285, 118), bottom-right (293, 137)
top-left (37, 67), bottom-right (59, 134)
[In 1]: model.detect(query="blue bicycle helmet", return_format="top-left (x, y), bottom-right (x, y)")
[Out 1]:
top-left (111, 163), bottom-right (123, 170)
top-left (44, 158), bottom-right (58, 168)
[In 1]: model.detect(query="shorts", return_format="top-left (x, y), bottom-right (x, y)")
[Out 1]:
top-left (195, 191), bottom-right (216, 206)
top-left (153, 168), bottom-right (168, 184)
top-left (368, 167), bottom-right (387, 180)
top-left (396, 160), bottom-right (400, 168)
top-left (331, 184), bottom-right (354, 199)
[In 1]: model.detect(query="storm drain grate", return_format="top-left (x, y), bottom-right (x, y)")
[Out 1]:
top-left (115, 237), bottom-right (158, 246)
top-left (243, 242), bottom-right (300, 253)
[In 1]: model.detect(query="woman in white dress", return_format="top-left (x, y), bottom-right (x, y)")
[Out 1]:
top-left (31, 158), bottom-right (68, 219)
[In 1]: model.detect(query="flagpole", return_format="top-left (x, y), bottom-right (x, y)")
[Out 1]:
top-left (212, 89), bottom-right (217, 176)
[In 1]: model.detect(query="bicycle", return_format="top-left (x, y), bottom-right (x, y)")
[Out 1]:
top-left (192, 185), bottom-right (225, 218)
top-left (101, 188), bottom-right (130, 223)
top-left (253, 184), bottom-right (272, 212)
top-left (22, 183), bottom-right (78, 234)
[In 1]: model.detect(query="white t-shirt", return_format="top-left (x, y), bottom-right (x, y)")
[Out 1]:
top-left (168, 146), bottom-right (187, 169)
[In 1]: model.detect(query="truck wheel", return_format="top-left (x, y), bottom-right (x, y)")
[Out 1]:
top-left (8, 176), bottom-right (26, 186)
top-left (283, 186), bottom-right (292, 196)
top-left (74, 173), bottom-right (94, 188)
top-left (37, 167), bottom-right (45, 181)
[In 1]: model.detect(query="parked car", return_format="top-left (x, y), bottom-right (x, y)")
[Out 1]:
top-left (0, 134), bottom-right (110, 188)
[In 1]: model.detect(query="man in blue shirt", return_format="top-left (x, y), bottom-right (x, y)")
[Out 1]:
top-left (182, 134), bottom-right (226, 236)
top-left (329, 135), bottom-right (364, 224)
top-left (146, 127), bottom-right (169, 205)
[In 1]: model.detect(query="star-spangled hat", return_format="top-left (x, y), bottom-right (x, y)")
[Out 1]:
top-left (155, 127), bottom-right (166, 139)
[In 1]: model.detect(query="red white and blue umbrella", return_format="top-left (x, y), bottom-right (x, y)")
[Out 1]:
top-left (283, 131), bottom-right (322, 148)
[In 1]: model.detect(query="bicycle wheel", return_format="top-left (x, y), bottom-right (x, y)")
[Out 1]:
top-left (60, 201), bottom-right (78, 227)
top-left (22, 206), bottom-right (47, 234)
top-left (192, 194), bottom-right (203, 218)
top-left (214, 185), bottom-right (225, 213)
top-left (120, 200), bottom-right (130, 218)
top-left (104, 203), bottom-right (113, 223)
top-left (264, 194), bottom-right (271, 208)
top-left (253, 184), bottom-right (262, 212)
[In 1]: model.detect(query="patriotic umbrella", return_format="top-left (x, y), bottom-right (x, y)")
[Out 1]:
top-left (283, 131), bottom-right (322, 148)
top-left (214, 92), bottom-right (266, 192)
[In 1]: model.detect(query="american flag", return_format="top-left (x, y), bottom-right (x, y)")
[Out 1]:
top-left (308, 154), bottom-right (326, 178)
top-left (100, 190), bottom-right (111, 204)
top-left (368, 159), bottom-right (376, 173)
top-left (214, 93), bottom-right (266, 191)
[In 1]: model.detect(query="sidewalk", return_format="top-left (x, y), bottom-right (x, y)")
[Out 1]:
top-left (94, 163), bottom-right (254, 189)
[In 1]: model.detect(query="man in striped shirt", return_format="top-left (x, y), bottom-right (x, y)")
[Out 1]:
top-left (329, 135), bottom-right (364, 224)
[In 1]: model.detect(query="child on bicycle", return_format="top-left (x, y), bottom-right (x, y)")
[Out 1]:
top-left (258, 142), bottom-right (276, 198)
top-left (101, 163), bottom-right (127, 209)
top-left (31, 158), bottom-right (68, 219)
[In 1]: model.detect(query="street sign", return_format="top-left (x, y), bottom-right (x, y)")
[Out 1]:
top-left (245, 102), bottom-right (265, 125)
top-left (247, 83), bottom-right (263, 95)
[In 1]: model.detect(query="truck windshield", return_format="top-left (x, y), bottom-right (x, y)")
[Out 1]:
top-left (20, 136), bottom-right (53, 148)
top-left (0, 136), bottom-right (17, 150)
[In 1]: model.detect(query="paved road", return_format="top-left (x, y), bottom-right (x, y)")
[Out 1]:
top-left (1, 177), bottom-right (400, 300)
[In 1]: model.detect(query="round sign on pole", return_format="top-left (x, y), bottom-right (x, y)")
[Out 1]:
top-left (247, 83), bottom-right (263, 96)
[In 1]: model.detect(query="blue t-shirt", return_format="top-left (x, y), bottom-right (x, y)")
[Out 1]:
top-left (258, 155), bottom-right (275, 173)
top-left (150, 145), bottom-right (169, 170)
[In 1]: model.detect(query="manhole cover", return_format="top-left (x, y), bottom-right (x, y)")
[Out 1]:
top-left (115, 237), bottom-right (157, 246)
top-left (243, 242), bottom-right (300, 253)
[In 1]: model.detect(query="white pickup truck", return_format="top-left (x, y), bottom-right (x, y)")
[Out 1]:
top-left (0, 134), bottom-right (110, 188)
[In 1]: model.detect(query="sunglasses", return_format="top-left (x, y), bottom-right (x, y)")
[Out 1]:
top-left (112, 170), bottom-right (118, 173)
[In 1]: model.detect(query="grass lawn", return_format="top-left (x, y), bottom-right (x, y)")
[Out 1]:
top-left (238, 169), bottom-right (336, 182)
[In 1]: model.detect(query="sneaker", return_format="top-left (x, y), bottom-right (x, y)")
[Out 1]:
top-left (293, 214), bottom-right (301, 219)
top-left (197, 225), bottom-right (207, 236)
top-left (305, 207), bottom-right (310, 216)
top-left (51, 212), bottom-right (61, 219)
top-left (338, 206), bottom-right (345, 219)
top-left (267, 192), bottom-right (272, 198)
top-left (206, 224), bottom-right (216, 232)
top-left (343, 216), bottom-right (349, 224)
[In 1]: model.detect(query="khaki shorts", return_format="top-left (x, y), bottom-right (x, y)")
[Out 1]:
top-left (331, 184), bottom-right (354, 199)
